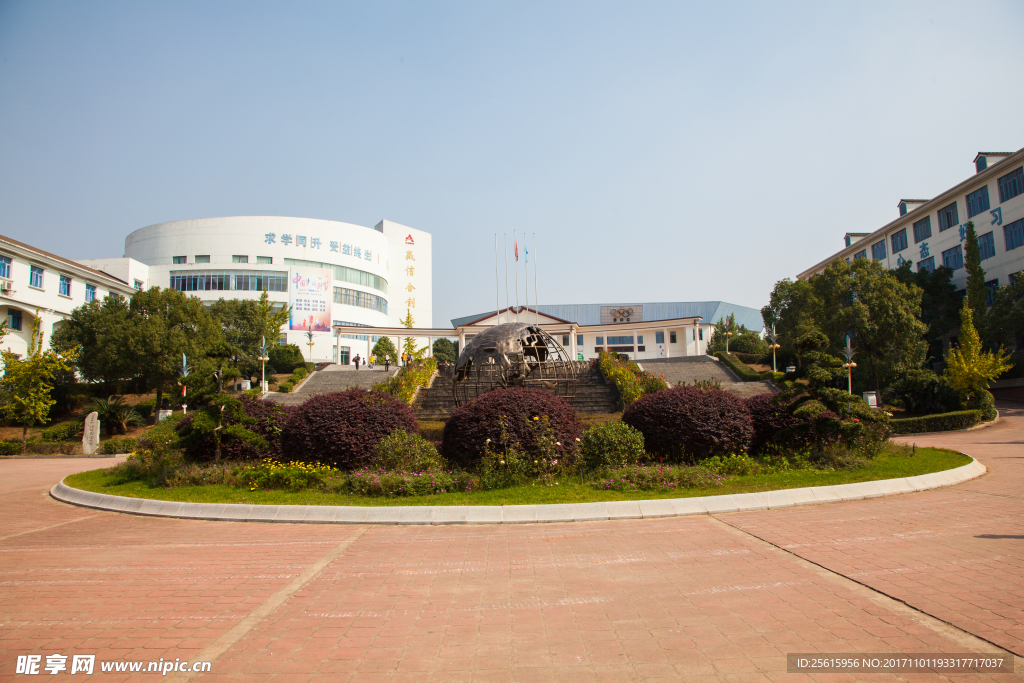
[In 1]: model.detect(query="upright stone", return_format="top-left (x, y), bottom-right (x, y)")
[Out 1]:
top-left (82, 411), bottom-right (100, 455)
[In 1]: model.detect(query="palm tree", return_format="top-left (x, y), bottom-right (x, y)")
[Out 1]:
top-left (87, 396), bottom-right (145, 436)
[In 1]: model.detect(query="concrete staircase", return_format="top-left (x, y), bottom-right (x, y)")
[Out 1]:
top-left (412, 364), bottom-right (621, 420)
top-left (639, 356), bottom-right (775, 399)
top-left (264, 364), bottom-right (398, 407)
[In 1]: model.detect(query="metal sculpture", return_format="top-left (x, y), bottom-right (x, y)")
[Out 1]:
top-left (452, 322), bottom-right (578, 406)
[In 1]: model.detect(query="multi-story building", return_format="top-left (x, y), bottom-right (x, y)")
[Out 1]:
top-left (798, 148), bottom-right (1024, 305)
top-left (0, 235), bottom-right (137, 358)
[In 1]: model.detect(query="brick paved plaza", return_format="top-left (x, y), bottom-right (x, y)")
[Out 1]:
top-left (2, 405), bottom-right (1022, 681)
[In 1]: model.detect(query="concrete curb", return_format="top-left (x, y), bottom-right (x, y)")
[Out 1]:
top-left (49, 457), bottom-right (987, 525)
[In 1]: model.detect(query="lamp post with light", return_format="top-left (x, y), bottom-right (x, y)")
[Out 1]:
top-left (258, 337), bottom-right (270, 394)
top-left (766, 325), bottom-right (781, 372)
top-left (304, 329), bottom-right (315, 364)
top-left (724, 330), bottom-right (732, 354)
top-left (840, 336), bottom-right (857, 394)
top-left (179, 353), bottom-right (191, 415)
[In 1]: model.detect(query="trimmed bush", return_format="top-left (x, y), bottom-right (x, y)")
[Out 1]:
top-left (890, 410), bottom-right (983, 434)
top-left (733, 352), bottom-right (766, 366)
top-left (441, 387), bottom-right (583, 469)
top-left (41, 420), bottom-right (84, 442)
top-left (622, 386), bottom-right (753, 461)
top-left (281, 389), bottom-right (418, 469)
top-left (580, 421), bottom-right (646, 471)
top-left (277, 381), bottom-right (294, 393)
top-left (176, 396), bottom-right (290, 462)
top-left (0, 439), bottom-right (22, 455)
top-left (100, 436), bottom-right (138, 454)
top-left (268, 344), bottom-right (305, 374)
top-left (742, 393), bottom-right (809, 453)
top-left (715, 353), bottom-right (770, 382)
top-left (883, 371), bottom-right (960, 415)
top-left (133, 399), bottom-right (156, 420)
top-left (25, 442), bottom-right (78, 455)
top-left (372, 430), bottom-right (446, 472)
top-left (293, 366), bottom-right (308, 379)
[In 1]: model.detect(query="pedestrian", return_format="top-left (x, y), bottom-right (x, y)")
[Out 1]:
top-left (368, 354), bottom-right (375, 369)
top-left (384, 355), bottom-right (390, 372)
top-left (353, 354), bottom-right (360, 370)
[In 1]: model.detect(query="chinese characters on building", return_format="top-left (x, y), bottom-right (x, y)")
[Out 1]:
top-left (264, 233), bottom-right (373, 261)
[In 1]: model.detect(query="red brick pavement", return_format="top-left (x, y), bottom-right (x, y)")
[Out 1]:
top-left (2, 407), bottom-right (1022, 681)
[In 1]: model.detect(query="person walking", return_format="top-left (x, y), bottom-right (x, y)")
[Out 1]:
top-left (353, 354), bottom-right (361, 370)
top-left (384, 355), bottom-right (390, 372)
top-left (368, 354), bottom-right (375, 369)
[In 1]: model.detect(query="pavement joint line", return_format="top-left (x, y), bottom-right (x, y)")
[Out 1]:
top-left (0, 513), bottom-right (104, 541)
top-left (164, 525), bottom-right (369, 682)
top-left (707, 514), bottom-right (1024, 664)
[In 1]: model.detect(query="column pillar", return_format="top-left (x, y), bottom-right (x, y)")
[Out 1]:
top-left (633, 329), bottom-right (638, 360)
top-left (664, 327), bottom-right (670, 358)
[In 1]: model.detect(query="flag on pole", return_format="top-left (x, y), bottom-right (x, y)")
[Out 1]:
top-left (515, 240), bottom-right (519, 261)
top-left (525, 246), bottom-right (529, 263)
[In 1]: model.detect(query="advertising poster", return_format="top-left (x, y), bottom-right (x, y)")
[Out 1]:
top-left (288, 267), bottom-right (333, 332)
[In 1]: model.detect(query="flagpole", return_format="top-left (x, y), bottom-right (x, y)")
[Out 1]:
top-left (494, 233), bottom-right (500, 321)
top-left (533, 232), bottom-right (538, 327)
top-left (514, 230), bottom-right (519, 322)
top-left (524, 241), bottom-right (530, 326)
top-left (503, 233), bottom-right (509, 324)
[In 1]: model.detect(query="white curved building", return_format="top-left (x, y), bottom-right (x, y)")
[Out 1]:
top-left (78, 216), bottom-right (432, 362)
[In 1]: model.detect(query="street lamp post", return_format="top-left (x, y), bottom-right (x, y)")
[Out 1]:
top-left (179, 353), bottom-right (191, 415)
top-left (258, 337), bottom-right (270, 394)
top-left (724, 330), bottom-right (732, 354)
top-left (766, 324), bottom-right (781, 373)
top-left (305, 329), bottom-right (315, 364)
top-left (840, 336), bottom-right (857, 394)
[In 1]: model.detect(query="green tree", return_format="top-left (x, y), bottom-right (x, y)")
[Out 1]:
top-left (372, 336), bottom-right (399, 364)
top-left (209, 291), bottom-right (290, 381)
top-left (177, 393), bottom-right (268, 462)
top-left (988, 276), bottom-right (1024, 353)
top-left (944, 301), bottom-right (1013, 408)
top-left (706, 314), bottom-right (765, 356)
top-left (432, 338), bottom-right (458, 363)
top-left (400, 309), bottom-right (426, 361)
top-left (0, 314), bottom-right (78, 444)
top-left (892, 261), bottom-right (960, 364)
top-left (962, 221), bottom-right (988, 338)
top-left (51, 294), bottom-right (140, 393)
top-left (761, 277), bottom-right (820, 367)
top-left (129, 288), bottom-right (222, 413)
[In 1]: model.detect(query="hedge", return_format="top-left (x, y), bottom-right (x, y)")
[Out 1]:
top-left (41, 420), bottom-right (84, 442)
top-left (101, 436), bottom-right (138, 454)
top-left (715, 353), bottom-right (772, 382)
top-left (889, 410), bottom-right (983, 435)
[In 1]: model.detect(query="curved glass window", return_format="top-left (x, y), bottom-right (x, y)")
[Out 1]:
top-left (333, 287), bottom-right (388, 315)
top-left (285, 258), bottom-right (387, 294)
top-left (170, 270), bottom-right (288, 292)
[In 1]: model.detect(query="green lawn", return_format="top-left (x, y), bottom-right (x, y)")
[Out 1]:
top-left (63, 447), bottom-right (970, 507)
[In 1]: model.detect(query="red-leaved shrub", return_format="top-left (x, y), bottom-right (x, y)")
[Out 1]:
top-left (441, 388), bottom-right (583, 469)
top-left (622, 386), bottom-right (752, 461)
top-left (742, 393), bottom-right (809, 453)
top-left (176, 396), bottom-right (291, 462)
top-left (281, 389), bottom-right (418, 469)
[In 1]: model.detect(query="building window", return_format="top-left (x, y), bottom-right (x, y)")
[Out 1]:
top-left (942, 245), bottom-right (964, 271)
top-left (937, 202), bottom-right (959, 232)
top-left (966, 186), bottom-right (990, 218)
top-left (978, 231), bottom-right (996, 261)
top-left (85, 283), bottom-right (97, 302)
top-left (637, 335), bottom-right (644, 345)
top-left (997, 166), bottom-right (1023, 203)
top-left (699, 328), bottom-right (703, 340)
top-left (1005, 218), bottom-right (1024, 251)
top-left (854, 249), bottom-right (867, 260)
top-left (595, 336), bottom-right (604, 345)
top-left (670, 331), bottom-right (676, 344)
top-left (58, 275), bottom-right (71, 296)
top-left (9, 310), bottom-right (22, 331)
top-left (172, 256), bottom-right (186, 264)
top-left (257, 256), bottom-right (273, 265)
top-left (195, 255), bottom-right (211, 264)
top-left (577, 336), bottom-right (583, 346)
top-left (918, 256), bottom-right (935, 273)
top-left (0, 256), bottom-right (10, 279)
top-left (655, 331), bottom-right (664, 344)
top-left (134, 279), bottom-right (144, 290)
top-left (332, 286), bottom-right (388, 315)
top-left (170, 269), bottom-right (289, 292)
top-left (985, 279), bottom-right (999, 307)
top-left (232, 255), bottom-right (248, 263)
top-left (562, 335), bottom-right (569, 346)
top-left (29, 265), bottom-right (44, 288)
top-left (890, 228), bottom-right (908, 253)
top-left (912, 216), bottom-right (932, 243)
top-left (870, 240), bottom-right (886, 260)
top-left (606, 336), bottom-right (634, 345)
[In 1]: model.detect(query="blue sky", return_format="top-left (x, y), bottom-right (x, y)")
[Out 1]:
top-left (1, 1), bottom-right (1022, 327)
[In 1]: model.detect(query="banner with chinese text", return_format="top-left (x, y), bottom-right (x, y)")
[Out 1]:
top-left (288, 267), bottom-right (333, 332)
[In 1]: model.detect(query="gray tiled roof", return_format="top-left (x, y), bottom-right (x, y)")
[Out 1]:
top-left (450, 301), bottom-right (764, 331)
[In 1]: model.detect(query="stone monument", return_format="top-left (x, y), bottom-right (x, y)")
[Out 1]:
top-left (82, 411), bottom-right (100, 455)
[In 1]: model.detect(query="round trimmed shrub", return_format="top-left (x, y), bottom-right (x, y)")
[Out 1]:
top-left (441, 388), bottom-right (583, 469)
top-left (580, 421), bottom-right (646, 470)
top-left (101, 436), bottom-right (138, 454)
top-left (176, 396), bottom-right (291, 462)
top-left (742, 393), bottom-right (808, 453)
top-left (372, 430), bottom-right (446, 472)
top-left (281, 389), bottom-right (418, 469)
top-left (622, 386), bottom-right (752, 461)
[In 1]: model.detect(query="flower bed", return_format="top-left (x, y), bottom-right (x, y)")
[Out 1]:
top-left (374, 358), bottom-right (437, 404)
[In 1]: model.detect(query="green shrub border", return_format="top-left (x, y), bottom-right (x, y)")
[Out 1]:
top-left (890, 409), bottom-right (984, 434)
top-left (715, 353), bottom-right (774, 382)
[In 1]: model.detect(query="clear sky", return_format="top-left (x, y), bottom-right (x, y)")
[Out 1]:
top-left (1, 1), bottom-right (1022, 328)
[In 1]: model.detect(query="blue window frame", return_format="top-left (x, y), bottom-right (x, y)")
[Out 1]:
top-left (854, 249), bottom-right (867, 260)
top-left (0, 256), bottom-right (10, 279)
top-left (172, 256), bottom-right (186, 264)
top-left (170, 269), bottom-right (289, 293)
top-left (59, 275), bottom-right (71, 296)
top-left (85, 283), bottom-right (97, 302)
top-left (942, 245), bottom-right (964, 271)
top-left (998, 166), bottom-right (1024, 203)
top-left (577, 336), bottom-right (583, 346)
top-left (595, 336), bottom-right (604, 345)
top-left (655, 331), bottom-right (664, 344)
top-left (607, 336), bottom-right (634, 345)
top-left (1006, 218), bottom-right (1024, 251)
top-left (670, 331), bottom-right (677, 344)
top-left (966, 186), bottom-right (990, 218)
top-left (918, 256), bottom-right (935, 273)
top-left (978, 231), bottom-right (996, 261)
top-left (890, 228), bottom-right (908, 253)
top-left (912, 216), bottom-right (932, 243)
top-left (985, 279), bottom-right (999, 307)
top-left (871, 240), bottom-right (887, 260)
top-left (8, 310), bottom-right (22, 331)
top-left (562, 335), bottom-right (570, 346)
top-left (29, 265), bottom-right (43, 288)
top-left (937, 201), bottom-right (959, 231)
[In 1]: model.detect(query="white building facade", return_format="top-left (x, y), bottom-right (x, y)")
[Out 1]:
top-left (77, 216), bottom-right (432, 363)
top-left (0, 235), bottom-right (137, 358)
top-left (798, 149), bottom-right (1024, 303)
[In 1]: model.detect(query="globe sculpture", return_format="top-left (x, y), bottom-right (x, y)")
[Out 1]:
top-left (452, 322), bottom-right (578, 407)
